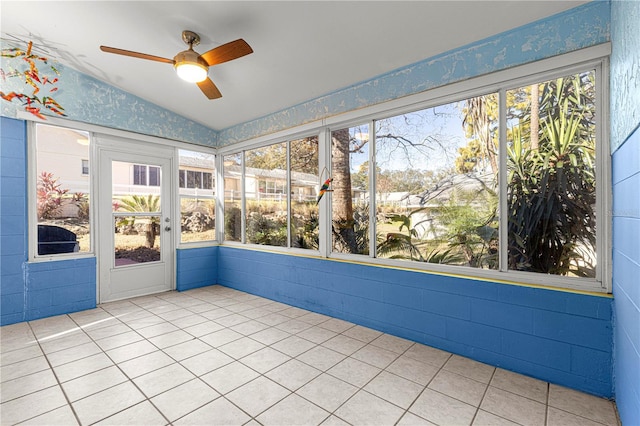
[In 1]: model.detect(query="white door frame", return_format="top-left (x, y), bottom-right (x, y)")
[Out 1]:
top-left (96, 135), bottom-right (176, 303)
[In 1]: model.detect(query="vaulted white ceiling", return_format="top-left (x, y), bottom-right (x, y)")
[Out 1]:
top-left (1, 1), bottom-right (588, 131)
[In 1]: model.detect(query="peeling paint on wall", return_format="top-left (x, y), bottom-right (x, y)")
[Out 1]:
top-left (611, 0), bottom-right (640, 152)
top-left (218, 1), bottom-right (610, 146)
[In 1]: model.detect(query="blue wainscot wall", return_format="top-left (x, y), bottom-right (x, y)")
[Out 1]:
top-left (176, 246), bottom-right (218, 291)
top-left (611, 124), bottom-right (640, 422)
top-left (217, 246), bottom-right (613, 398)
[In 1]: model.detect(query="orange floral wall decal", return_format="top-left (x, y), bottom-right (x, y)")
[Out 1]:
top-left (1, 41), bottom-right (66, 119)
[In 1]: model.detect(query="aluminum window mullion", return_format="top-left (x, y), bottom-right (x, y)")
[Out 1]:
top-left (499, 89), bottom-right (508, 272)
top-left (318, 128), bottom-right (330, 258)
top-left (286, 141), bottom-right (292, 249)
top-left (215, 153), bottom-right (224, 242)
top-left (369, 120), bottom-right (376, 259)
top-left (595, 61), bottom-right (610, 291)
top-left (241, 151), bottom-right (246, 244)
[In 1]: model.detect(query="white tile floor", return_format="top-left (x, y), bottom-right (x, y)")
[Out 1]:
top-left (0, 285), bottom-right (619, 426)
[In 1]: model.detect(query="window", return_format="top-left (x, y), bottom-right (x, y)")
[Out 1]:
top-left (223, 153), bottom-right (242, 242)
top-left (178, 149), bottom-right (216, 244)
top-left (331, 125), bottom-right (370, 255)
top-left (149, 165), bottom-right (160, 186)
top-left (328, 68), bottom-right (602, 285)
top-left (245, 142), bottom-right (288, 246)
top-left (179, 170), bottom-right (213, 189)
top-left (221, 57), bottom-right (607, 290)
top-left (133, 165), bottom-right (146, 186)
top-left (224, 137), bottom-right (320, 248)
top-left (133, 165), bottom-right (160, 186)
top-left (374, 95), bottom-right (500, 268)
top-left (506, 72), bottom-right (597, 278)
top-left (33, 124), bottom-right (91, 255)
top-left (290, 136), bottom-right (319, 249)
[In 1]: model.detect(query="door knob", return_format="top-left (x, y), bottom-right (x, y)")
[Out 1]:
top-left (164, 226), bottom-right (171, 232)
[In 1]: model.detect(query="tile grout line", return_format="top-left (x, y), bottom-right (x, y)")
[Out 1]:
top-left (69, 305), bottom-right (174, 426)
top-left (26, 315), bottom-right (83, 426)
top-left (469, 364), bottom-right (497, 426)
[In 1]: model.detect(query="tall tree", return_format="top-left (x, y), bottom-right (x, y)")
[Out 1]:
top-left (331, 128), bottom-right (359, 253)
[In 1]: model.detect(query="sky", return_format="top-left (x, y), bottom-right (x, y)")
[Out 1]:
top-left (347, 100), bottom-right (473, 174)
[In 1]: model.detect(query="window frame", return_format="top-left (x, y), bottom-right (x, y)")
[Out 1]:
top-left (176, 147), bottom-right (218, 248)
top-left (221, 132), bottom-right (322, 255)
top-left (218, 46), bottom-right (611, 293)
top-left (27, 122), bottom-right (96, 261)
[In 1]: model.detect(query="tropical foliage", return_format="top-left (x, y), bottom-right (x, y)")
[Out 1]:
top-left (116, 195), bottom-right (161, 248)
top-left (506, 75), bottom-right (596, 277)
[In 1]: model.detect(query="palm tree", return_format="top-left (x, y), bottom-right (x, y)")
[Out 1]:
top-left (117, 195), bottom-right (160, 248)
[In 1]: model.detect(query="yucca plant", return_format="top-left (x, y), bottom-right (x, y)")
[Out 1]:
top-left (507, 89), bottom-right (596, 277)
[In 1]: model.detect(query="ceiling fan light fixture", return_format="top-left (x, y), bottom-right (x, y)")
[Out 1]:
top-left (174, 49), bottom-right (208, 83)
top-left (176, 61), bottom-right (208, 82)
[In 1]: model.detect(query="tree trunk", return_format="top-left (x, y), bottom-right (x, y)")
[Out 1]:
top-left (144, 223), bottom-right (156, 248)
top-left (331, 128), bottom-right (358, 253)
top-left (530, 83), bottom-right (540, 150)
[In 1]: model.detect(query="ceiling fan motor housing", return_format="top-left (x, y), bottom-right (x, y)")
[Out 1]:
top-left (174, 49), bottom-right (207, 68)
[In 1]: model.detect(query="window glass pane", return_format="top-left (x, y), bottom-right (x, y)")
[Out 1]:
top-left (290, 136), bottom-right (319, 249)
top-left (113, 215), bottom-right (161, 266)
top-left (186, 170), bottom-right (200, 188)
top-left (331, 125), bottom-right (370, 255)
top-left (179, 170), bottom-right (186, 188)
top-left (133, 165), bottom-right (147, 186)
top-left (148, 166), bottom-right (160, 186)
top-left (375, 96), bottom-right (499, 269)
top-left (224, 153), bottom-right (242, 242)
top-left (81, 159), bottom-right (89, 175)
top-left (178, 149), bottom-right (216, 243)
top-left (112, 161), bottom-right (162, 266)
top-left (35, 124), bottom-right (91, 255)
top-left (506, 71), bottom-right (596, 277)
top-left (203, 172), bottom-right (213, 190)
top-left (245, 143), bottom-right (287, 247)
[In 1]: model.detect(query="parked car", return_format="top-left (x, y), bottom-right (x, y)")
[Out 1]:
top-left (38, 225), bottom-right (79, 255)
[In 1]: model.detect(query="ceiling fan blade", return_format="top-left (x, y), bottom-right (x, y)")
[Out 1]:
top-left (100, 46), bottom-right (174, 64)
top-left (197, 78), bottom-right (222, 99)
top-left (199, 39), bottom-right (253, 67)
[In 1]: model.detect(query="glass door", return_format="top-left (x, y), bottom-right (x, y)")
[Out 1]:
top-left (98, 140), bottom-right (174, 302)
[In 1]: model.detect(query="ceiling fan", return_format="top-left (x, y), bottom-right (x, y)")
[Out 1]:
top-left (100, 30), bottom-right (253, 99)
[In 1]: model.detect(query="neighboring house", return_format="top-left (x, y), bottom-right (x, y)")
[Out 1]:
top-left (224, 165), bottom-right (318, 203)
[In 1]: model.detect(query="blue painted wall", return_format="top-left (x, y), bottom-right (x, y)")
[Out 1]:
top-left (176, 246), bottom-right (218, 291)
top-left (218, 246), bottom-right (613, 397)
top-left (1, 117), bottom-right (97, 324)
top-left (611, 128), bottom-right (640, 422)
top-left (1, 117), bottom-right (28, 325)
top-left (610, 0), bottom-right (640, 423)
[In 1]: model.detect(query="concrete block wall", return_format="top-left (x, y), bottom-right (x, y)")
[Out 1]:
top-left (176, 246), bottom-right (218, 291)
top-left (1, 117), bottom-right (28, 325)
top-left (611, 125), bottom-right (640, 423)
